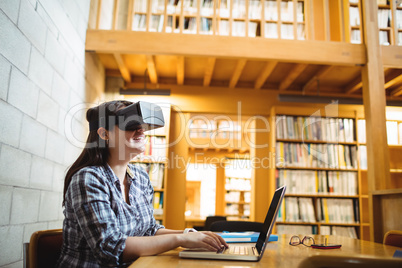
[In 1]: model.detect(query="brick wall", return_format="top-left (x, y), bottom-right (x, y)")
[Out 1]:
top-left (0, 0), bottom-right (104, 266)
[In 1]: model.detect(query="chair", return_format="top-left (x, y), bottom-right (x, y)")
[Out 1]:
top-left (24, 229), bottom-right (63, 268)
top-left (209, 220), bottom-right (263, 232)
top-left (194, 216), bottom-right (227, 231)
top-left (298, 254), bottom-right (402, 268)
top-left (383, 230), bottom-right (402, 248)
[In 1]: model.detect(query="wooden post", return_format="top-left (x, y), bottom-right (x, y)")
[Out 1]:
top-left (360, 0), bottom-right (392, 242)
top-left (165, 111), bottom-right (189, 229)
top-left (215, 164), bottom-right (225, 216)
top-left (249, 115), bottom-right (272, 222)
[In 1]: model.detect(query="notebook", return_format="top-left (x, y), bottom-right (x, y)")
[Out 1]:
top-left (218, 232), bottom-right (278, 243)
top-left (179, 185), bottom-right (286, 261)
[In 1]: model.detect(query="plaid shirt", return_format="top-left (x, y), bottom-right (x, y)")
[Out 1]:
top-left (56, 164), bottom-right (164, 267)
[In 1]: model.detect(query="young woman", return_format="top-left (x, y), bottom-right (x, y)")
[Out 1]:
top-left (57, 100), bottom-right (227, 267)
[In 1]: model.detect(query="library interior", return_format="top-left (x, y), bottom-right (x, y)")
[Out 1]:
top-left (1, 0), bottom-right (402, 267)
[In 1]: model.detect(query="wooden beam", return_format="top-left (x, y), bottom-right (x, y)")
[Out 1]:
top-left (229, 59), bottom-right (247, 88)
top-left (203, 57), bottom-right (216, 87)
top-left (177, 56), bottom-right (184, 85)
top-left (86, 30), bottom-right (367, 66)
top-left (113, 53), bottom-right (131, 82)
top-left (146, 55), bottom-right (158, 84)
top-left (303, 65), bottom-right (333, 92)
top-left (384, 74), bottom-right (402, 90)
top-left (254, 61), bottom-right (278, 89)
top-left (360, 0), bottom-right (391, 243)
top-left (279, 64), bottom-right (308, 91)
top-left (390, 86), bottom-right (402, 97)
top-left (345, 75), bottom-right (362, 94)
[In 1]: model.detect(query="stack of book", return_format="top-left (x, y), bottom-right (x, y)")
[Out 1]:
top-left (276, 142), bottom-right (358, 169)
top-left (316, 198), bottom-right (358, 224)
top-left (276, 170), bottom-right (358, 195)
top-left (276, 115), bottom-right (355, 142)
top-left (134, 163), bottom-right (165, 189)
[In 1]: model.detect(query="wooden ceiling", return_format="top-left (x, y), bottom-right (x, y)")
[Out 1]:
top-left (86, 31), bottom-right (402, 99)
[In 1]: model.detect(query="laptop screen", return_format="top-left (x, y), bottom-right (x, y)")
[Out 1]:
top-left (255, 186), bottom-right (286, 255)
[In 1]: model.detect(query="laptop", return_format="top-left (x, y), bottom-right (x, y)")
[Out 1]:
top-left (179, 185), bottom-right (286, 261)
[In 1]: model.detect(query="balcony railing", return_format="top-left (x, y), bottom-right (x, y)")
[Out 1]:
top-left (88, 0), bottom-right (402, 45)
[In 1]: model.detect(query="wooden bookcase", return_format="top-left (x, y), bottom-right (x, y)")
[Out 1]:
top-left (357, 116), bottom-right (402, 189)
top-left (344, 0), bottom-right (402, 45)
top-left (269, 106), bottom-right (370, 240)
top-left (186, 113), bottom-right (251, 220)
top-left (224, 159), bottom-right (252, 220)
top-left (130, 104), bottom-right (171, 225)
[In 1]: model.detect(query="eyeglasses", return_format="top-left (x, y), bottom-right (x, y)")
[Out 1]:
top-left (289, 236), bottom-right (315, 247)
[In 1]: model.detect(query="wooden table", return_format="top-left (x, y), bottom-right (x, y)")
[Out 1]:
top-left (128, 234), bottom-right (400, 268)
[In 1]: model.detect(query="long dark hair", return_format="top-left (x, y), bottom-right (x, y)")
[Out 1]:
top-left (62, 100), bottom-right (133, 205)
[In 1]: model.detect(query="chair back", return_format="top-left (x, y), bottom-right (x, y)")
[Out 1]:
top-left (383, 230), bottom-right (402, 248)
top-left (26, 229), bottom-right (63, 268)
top-left (204, 216), bottom-right (227, 231)
top-left (209, 220), bottom-right (263, 232)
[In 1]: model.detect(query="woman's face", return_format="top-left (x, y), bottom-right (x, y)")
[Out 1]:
top-left (108, 125), bottom-right (146, 161)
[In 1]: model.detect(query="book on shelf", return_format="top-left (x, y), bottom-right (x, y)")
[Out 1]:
top-left (149, 15), bottom-right (164, 32)
top-left (316, 198), bottom-right (358, 224)
top-left (151, 0), bottom-right (166, 13)
top-left (279, 197), bottom-right (316, 223)
top-left (276, 115), bottom-right (355, 143)
top-left (349, 6), bottom-right (360, 27)
top-left (276, 142), bottom-right (357, 170)
top-left (379, 30), bottom-right (390, 45)
top-left (351, 29), bottom-right (361, 44)
top-left (276, 169), bottom-right (358, 196)
top-left (132, 14), bottom-right (147, 31)
top-left (265, 22), bottom-right (278, 38)
top-left (248, 0), bottom-right (261, 20)
top-left (200, 17), bottom-right (212, 34)
top-left (225, 177), bottom-right (251, 191)
top-left (232, 0), bottom-right (246, 19)
top-left (264, 1), bottom-right (278, 21)
top-left (397, 10), bottom-right (402, 29)
top-left (232, 21), bottom-right (246, 37)
top-left (359, 145), bottom-right (367, 170)
top-left (281, 24), bottom-right (294, 39)
top-left (377, 8), bottom-right (391, 29)
top-left (133, 162), bottom-right (165, 189)
top-left (134, 0), bottom-right (148, 13)
top-left (153, 192), bottom-right (164, 215)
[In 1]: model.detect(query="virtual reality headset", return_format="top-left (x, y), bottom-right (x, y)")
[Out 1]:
top-left (115, 101), bottom-right (165, 131)
top-left (89, 101), bottom-right (165, 131)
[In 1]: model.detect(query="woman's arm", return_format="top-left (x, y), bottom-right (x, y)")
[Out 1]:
top-left (121, 231), bottom-right (228, 262)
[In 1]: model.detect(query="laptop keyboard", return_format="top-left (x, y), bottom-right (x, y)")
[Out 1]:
top-left (219, 246), bottom-right (250, 255)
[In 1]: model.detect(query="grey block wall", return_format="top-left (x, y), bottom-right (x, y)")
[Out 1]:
top-left (0, 0), bottom-right (105, 267)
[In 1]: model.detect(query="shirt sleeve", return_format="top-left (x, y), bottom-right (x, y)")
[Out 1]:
top-left (68, 169), bottom-right (127, 266)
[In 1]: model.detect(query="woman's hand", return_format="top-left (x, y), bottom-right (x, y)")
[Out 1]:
top-left (178, 231), bottom-right (229, 252)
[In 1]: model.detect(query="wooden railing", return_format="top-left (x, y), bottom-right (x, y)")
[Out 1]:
top-left (88, 0), bottom-right (402, 45)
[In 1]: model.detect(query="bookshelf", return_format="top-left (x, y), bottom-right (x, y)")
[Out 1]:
top-left (357, 117), bottom-right (402, 189)
top-left (344, 0), bottom-right (363, 44)
top-left (271, 106), bottom-right (368, 240)
top-left (130, 104), bottom-right (171, 225)
top-left (345, 0), bottom-right (402, 46)
top-left (224, 159), bottom-right (252, 220)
